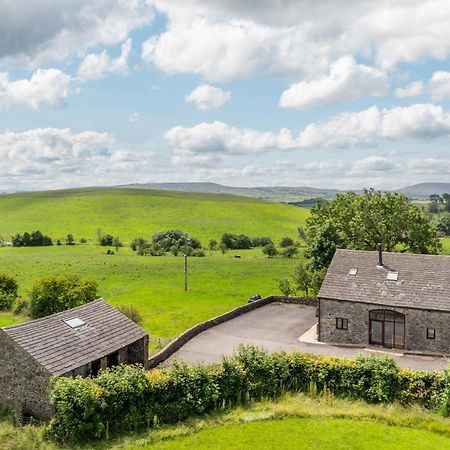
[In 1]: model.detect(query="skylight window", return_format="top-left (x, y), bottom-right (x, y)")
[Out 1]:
top-left (64, 318), bottom-right (86, 329)
top-left (387, 271), bottom-right (399, 282)
top-left (348, 268), bottom-right (358, 276)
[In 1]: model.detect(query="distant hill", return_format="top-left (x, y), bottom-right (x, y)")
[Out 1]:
top-left (396, 183), bottom-right (450, 199)
top-left (117, 182), bottom-right (341, 202)
top-left (0, 187), bottom-right (309, 242)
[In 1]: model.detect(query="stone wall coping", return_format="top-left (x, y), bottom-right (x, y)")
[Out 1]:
top-left (147, 295), bottom-right (317, 369)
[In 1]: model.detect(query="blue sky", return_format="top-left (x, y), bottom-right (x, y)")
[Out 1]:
top-left (1, 0), bottom-right (450, 192)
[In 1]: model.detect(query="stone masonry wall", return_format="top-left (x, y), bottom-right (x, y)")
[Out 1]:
top-left (319, 298), bottom-right (450, 355)
top-left (0, 330), bottom-right (53, 420)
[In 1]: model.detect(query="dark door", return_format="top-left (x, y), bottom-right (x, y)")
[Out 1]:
top-left (369, 310), bottom-right (405, 349)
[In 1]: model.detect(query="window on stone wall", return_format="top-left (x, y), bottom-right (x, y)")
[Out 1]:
top-left (336, 317), bottom-right (348, 330)
top-left (427, 328), bottom-right (436, 339)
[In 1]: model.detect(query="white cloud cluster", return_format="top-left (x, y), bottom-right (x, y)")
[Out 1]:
top-left (0, 69), bottom-right (71, 110)
top-left (166, 104), bottom-right (450, 161)
top-left (185, 84), bottom-right (231, 110)
top-left (0, 128), bottom-right (155, 191)
top-left (77, 39), bottom-right (132, 81)
top-left (1, 1), bottom-right (152, 65)
top-left (396, 71), bottom-right (450, 101)
top-left (144, 1), bottom-right (450, 82)
top-left (279, 56), bottom-right (387, 109)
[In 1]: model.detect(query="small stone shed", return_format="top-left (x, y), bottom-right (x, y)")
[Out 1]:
top-left (0, 299), bottom-right (148, 420)
top-left (318, 248), bottom-right (450, 354)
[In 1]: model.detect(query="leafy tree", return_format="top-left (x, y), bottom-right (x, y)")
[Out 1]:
top-left (152, 230), bottom-right (201, 252)
top-left (435, 212), bottom-right (450, 236)
top-left (220, 232), bottom-right (252, 250)
top-left (100, 234), bottom-right (114, 246)
top-left (66, 234), bottom-right (75, 245)
top-left (443, 193), bottom-right (450, 212)
top-left (306, 222), bottom-right (344, 271)
top-left (113, 236), bottom-right (122, 252)
top-left (292, 262), bottom-right (312, 296)
top-left (29, 274), bottom-right (98, 319)
top-left (279, 236), bottom-right (294, 248)
top-left (262, 243), bottom-right (278, 258)
top-left (251, 236), bottom-right (273, 247)
top-left (208, 239), bottom-right (218, 251)
top-left (278, 279), bottom-right (295, 297)
top-left (0, 274), bottom-right (18, 297)
top-left (306, 189), bottom-right (440, 265)
top-left (280, 245), bottom-right (298, 258)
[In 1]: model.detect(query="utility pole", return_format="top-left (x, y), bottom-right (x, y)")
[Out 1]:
top-left (184, 233), bottom-right (189, 291)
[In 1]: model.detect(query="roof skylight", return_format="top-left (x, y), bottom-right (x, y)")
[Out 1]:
top-left (348, 268), bottom-right (358, 276)
top-left (64, 318), bottom-right (86, 329)
top-left (387, 271), bottom-right (399, 282)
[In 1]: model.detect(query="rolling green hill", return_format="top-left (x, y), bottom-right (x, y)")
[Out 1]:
top-left (0, 188), bottom-right (309, 243)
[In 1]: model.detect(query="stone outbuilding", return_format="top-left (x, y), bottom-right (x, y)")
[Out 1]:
top-left (0, 299), bottom-right (148, 420)
top-left (318, 248), bottom-right (450, 355)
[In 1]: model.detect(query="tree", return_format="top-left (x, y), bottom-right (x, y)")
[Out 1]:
top-left (292, 262), bottom-right (312, 296)
top-left (262, 243), bottom-right (278, 258)
top-left (281, 245), bottom-right (298, 258)
top-left (306, 189), bottom-right (440, 265)
top-left (278, 279), bottom-right (295, 297)
top-left (306, 222), bottom-right (344, 271)
top-left (29, 274), bottom-right (98, 319)
top-left (0, 274), bottom-right (18, 297)
top-left (66, 234), bottom-right (75, 245)
top-left (208, 239), bottom-right (218, 251)
top-left (279, 236), bottom-right (294, 248)
top-left (436, 212), bottom-right (450, 236)
top-left (443, 193), bottom-right (450, 213)
top-left (219, 243), bottom-right (228, 254)
top-left (100, 234), bottom-right (114, 246)
top-left (113, 236), bottom-right (122, 252)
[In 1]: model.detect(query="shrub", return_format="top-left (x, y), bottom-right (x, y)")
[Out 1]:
top-left (0, 274), bottom-right (18, 297)
top-left (278, 279), bottom-right (295, 297)
top-left (29, 274), bottom-right (98, 319)
top-left (100, 234), bottom-right (114, 246)
top-left (117, 305), bottom-right (143, 325)
top-left (279, 236), bottom-right (294, 248)
top-left (251, 236), bottom-right (273, 247)
top-left (13, 298), bottom-right (29, 315)
top-left (11, 231), bottom-right (52, 247)
top-left (192, 249), bottom-right (206, 257)
top-left (0, 292), bottom-right (14, 311)
top-left (262, 243), bottom-right (278, 258)
top-left (281, 246), bottom-right (298, 258)
top-left (80, 238), bottom-right (87, 244)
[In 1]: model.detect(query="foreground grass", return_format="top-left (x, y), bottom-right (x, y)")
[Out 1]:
top-left (0, 188), bottom-right (308, 243)
top-left (0, 246), bottom-right (301, 350)
top-left (3, 394), bottom-right (450, 449)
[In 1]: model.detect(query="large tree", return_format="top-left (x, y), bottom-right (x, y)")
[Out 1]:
top-left (306, 189), bottom-right (440, 269)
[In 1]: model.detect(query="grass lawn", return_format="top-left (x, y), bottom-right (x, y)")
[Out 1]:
top-left (0, 245), bottom-right (302, 351)
top-left (145, 417), bottom-right (450, 450)
top-left (3, 394), bottom-right (450, 449)
top-left (0, 188), bottom-right (309, 243)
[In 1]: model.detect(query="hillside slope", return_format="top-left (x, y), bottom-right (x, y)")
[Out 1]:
top-left (397, 182), bottom-right (450, 199)
top-left (0, 188), bottom-right (308, 242)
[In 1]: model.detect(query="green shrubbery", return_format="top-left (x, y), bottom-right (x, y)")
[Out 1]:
top-left (29, 274), bottom-right (98, 319)
top-left (48, 346), bottom-right (449, 444)
top-left (0, 274), bottom-right (18, 311)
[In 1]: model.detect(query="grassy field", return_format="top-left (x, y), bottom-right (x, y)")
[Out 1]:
top-left (0, 245), bottom-right (303, 350)
top-left (0, 188), bottom-right (309, 243)
top-left (3, 394), bottom-right (450, 449)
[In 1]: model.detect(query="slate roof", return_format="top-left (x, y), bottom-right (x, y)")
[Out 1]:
top-left (2, 299), bottom-right (148, 376)
top-left (318, 249), bottom-right (450, 312)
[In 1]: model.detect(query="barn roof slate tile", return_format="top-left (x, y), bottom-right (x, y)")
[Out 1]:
top-left (318, 249), bottom-right (450, 312)
top-left (1, 299), bottom-right (148, 376)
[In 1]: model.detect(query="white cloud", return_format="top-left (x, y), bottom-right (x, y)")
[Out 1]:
top-left (145, 1), bottom-right (450, 82)
top-left (128, 112), bottom-right (140, 123)
top-left (0, 127), bottom-right (156, 191)
top-left (77, 39), bottom-right (132, 81)
top-left (279, 56), bottom-right (387, 109)
top-left (165, 104), bottom-right (450, 161)
top-left (185, 84), bottom-right (231, 110)
top-left (0, 69), bottom-right (71, 110)
top-left (348, 156), bottom-right (397, 174)
top-left (1, 1), bottom-right (152, 65)
top-left (395, 72), bottom-right (450, 100)
top-left (394, 81), bottom-right (425, 98)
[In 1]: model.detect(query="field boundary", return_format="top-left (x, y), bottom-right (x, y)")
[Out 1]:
top-left (147, 295), bottom-right (317, 369)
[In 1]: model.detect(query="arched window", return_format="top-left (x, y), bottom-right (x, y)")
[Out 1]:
top-left (369, 309), bottom-right (405, 349)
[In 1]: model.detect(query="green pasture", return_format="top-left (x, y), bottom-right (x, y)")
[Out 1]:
top-left (145, 418), bottom-right (450, 450)
top-left (0, 188), bottom-right (309, 243)
top-left (0, 245), bottom-right (302, 350)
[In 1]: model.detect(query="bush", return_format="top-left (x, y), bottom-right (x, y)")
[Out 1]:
top-left (11, 230), bottom-right (52, 247)
top-left (49, 346), bottom-right (450, 444)
top-left (0, 292), bottom-right (14, 311)
top-left (117, 305), bottom-right (143, 325)
top-left (192, 249), bottom-right (206, 257)
top-left (220, 233), bottom-right (252, 250)
top-left (262, 243), bottom-right (278, 258)
top-left (100, 234), bottom-right (114, 246)
top-left (13, 298), bottom-right (29, 315)
top-left (0, 274), bottom-right (18, 297)
top-left (29, 274), bottom-right (98, 319)
top-left (279, 236), bottom-right (294, 248)
top-left (280, 246), bottom-right (298, 258)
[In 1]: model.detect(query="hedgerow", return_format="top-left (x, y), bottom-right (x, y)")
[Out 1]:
top-left (47, 346), bottom-right (448, 443)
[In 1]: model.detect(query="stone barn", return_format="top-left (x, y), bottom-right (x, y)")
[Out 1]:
top-left (0, 299), bottom-right (148, 420)
top-left (318, 248), bottom-right (450, 354)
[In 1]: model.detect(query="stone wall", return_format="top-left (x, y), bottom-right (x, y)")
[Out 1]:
top-left (319, 298), bottom-right (450, 355)
top-left (148, 296), bottom-right (317, 369)
top-left (0, 330), bottom-right (53, 420)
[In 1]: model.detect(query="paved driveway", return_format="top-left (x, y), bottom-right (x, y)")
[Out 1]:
top-left (165, 303), bottom-right (449, 372)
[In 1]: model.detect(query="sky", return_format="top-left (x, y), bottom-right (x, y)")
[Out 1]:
top-left (1, 0), bottom-right (450, 192)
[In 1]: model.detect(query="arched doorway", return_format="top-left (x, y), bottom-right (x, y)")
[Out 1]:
top-left (369, 310), bottom-right (405, 349)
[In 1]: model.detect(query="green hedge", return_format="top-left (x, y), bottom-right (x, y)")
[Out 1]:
top-left (48, 346), bottom-right (446, 443)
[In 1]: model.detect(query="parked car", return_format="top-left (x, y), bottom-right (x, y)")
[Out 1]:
top-left (248, 294), bottom-right (262, 303)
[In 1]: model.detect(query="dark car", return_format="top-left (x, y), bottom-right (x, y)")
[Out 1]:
top-left (248, 294), bottom-right (262, 303)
